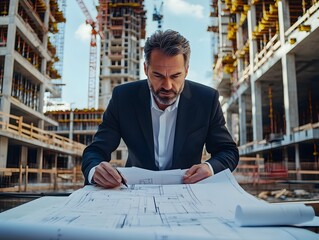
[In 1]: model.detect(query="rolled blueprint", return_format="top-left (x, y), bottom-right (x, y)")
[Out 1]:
top-left (235, 203), bottom-right (315, 226)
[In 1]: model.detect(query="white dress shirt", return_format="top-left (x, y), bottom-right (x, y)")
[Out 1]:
top-left (150, 92), bottom-right (213, 174)
top-left (150, 93), bottom-right (179, 170)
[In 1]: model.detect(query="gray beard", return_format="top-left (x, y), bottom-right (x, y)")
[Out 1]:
top-left (147, 79), bottom-right (184, 106)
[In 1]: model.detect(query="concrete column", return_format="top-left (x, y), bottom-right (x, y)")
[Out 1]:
top-left (247, 3), bottom-right (257, 72)
top-left (226, 110), bottom-right (233, 137)
top-left (239, 95), bottom-right (247, 145)
top-left (43, 0), bottom-right (50, 45)
top-left (68, 111), bottom-right (74, 168)
top-left (1, 0), bottom-right (18, 114)
top-left (41, 0), bottom-right (50, 74)
top-left (295, 144), bottom-right (301, 180)
top-left (69, 111), bottom-right (74, 140)
top-left (283, 147), bottom-right (289, 169)
top-left (236, 13), bottom-right (244, 77)
top-left (278, 0), bottom-right (291, 45)
top-left (37, 119), bottom-right (44, 132)
top-left (0, 137), bottom-right (8, 168)
top-left (248, 2), bottom-right (260, 142)
top-left (0, 1), bottom-right (18, 169)
top-left (37, 148), bottom-right (43, 182)
top-left (38, 84), bottom-right (45, 113)
top-left (53, 154), bottom-right (58, 188)
top-left (36, 120), bottom-right (44, 181)
top-left (251, 80), bottom-right (263, 141)
top-left (19, 146), bottom-right (28, 167)
top-left (282, 53), bottom-right (299, 136)
top-left (1, 52), bottom-right (14, 115)
top-left (217, 2), bottom-right (223, 51)
top-left (54, 154), bottom-right (58, 168)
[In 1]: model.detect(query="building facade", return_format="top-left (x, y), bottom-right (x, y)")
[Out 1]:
top-left (0, 0), bottom-right (85, 190)
top-left (98, 0), bottom-right (146, 109)
top-left (211, 0), bottom-right (319, 180)
top-left (45, 109), bottom-right (103, 146)
top-left (45, 108), bottom-right (128, 164)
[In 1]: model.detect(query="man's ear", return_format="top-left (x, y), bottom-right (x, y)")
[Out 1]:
top-left (185, 65), bottom-right (189, 78)
top-left (143, 62), bottom-right (148, 77)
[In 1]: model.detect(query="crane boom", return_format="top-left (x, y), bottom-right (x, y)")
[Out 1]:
top-left (153, 1), bottom-right (163, 29)
top-left (76, 0), bottom-right (95, 26)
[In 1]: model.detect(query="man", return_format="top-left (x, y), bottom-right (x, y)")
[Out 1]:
top-left (82, 29), bottom-right (239, 188)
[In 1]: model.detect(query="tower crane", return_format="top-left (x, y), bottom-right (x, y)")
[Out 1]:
top-left (76, 0), bottom-right (105, 109)
top-left (152, 1), bottom-right (163, 29)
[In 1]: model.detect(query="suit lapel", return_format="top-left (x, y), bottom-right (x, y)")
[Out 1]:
top-left (135, 81), bottom-right (156, 169)
top-left (172, 81), bottom-right (193, 169)
top-left (134, 80), bottom-right (193, 170)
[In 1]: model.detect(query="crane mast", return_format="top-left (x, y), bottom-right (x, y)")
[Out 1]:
top-left (76, 0), bottom-right (104, 109)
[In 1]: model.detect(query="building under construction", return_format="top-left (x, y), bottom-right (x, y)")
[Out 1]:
top-left (44, 108), bottom-right (131, 164)
top-left (98, 0), bottom-right (146, 109)
top-left (0, 0), bottom-right (85, 192)
top-left (98, 0), bottom-right (146, 160)
top-left (44, 1), bottom-right (147, 165)
top-left (45, 108), bottom-right (104, 146)
top-left (210, 0), bottom-right (319, 184)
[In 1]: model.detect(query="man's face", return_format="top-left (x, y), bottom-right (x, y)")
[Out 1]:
top-left (144, 49), bottom-right (188, 110)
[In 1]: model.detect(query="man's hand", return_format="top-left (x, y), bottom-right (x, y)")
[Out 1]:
top-left (183, 163), bottom-right (212, 184)
top-left (93, 162), bottom-right (126, 188)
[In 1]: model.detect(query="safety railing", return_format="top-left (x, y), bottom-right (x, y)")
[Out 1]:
top-left (0, 111), bottom-right (86, 156)
top-left (0, 165), bottom-right (84, 192)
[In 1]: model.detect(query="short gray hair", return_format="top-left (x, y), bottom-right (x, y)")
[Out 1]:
top-left (144, 29), bottom-right (191, 67)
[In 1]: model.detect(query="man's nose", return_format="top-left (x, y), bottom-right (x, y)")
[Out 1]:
top-left (162, 78), bottom-right (172, 90)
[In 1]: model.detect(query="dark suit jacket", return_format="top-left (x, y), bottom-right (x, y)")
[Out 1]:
top-left (82, 80), bottom-right (239, 184)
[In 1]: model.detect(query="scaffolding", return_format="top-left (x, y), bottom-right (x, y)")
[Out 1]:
top-left (45, 109), bottom-right (104, 145)
top-left (0, 0), bottom-right (83, 193)
top-left (49, 0), bottom-right (67, 99)
top-left (98, 0), bottom-right (146, 109)
top-left (212, 0), bottom-right (319, 184)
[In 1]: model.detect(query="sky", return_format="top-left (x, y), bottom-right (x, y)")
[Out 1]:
top-left (62, 0), bottom-right (212, 109)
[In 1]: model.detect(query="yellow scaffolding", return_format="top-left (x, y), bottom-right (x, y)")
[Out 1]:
top-left (35, 0), bottom-right (47, 12)
top-left (108, 2), bottom-right (141, 8)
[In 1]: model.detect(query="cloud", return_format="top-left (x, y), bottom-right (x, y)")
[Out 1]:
top-left (166, 0), bottom-right (205, 19)
top-left (75, 23), bottom-right (91, 42)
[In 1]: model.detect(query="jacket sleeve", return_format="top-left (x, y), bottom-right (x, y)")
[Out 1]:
top-left (205, 91), bottom-right (239, 173)
top-left (81, 88), bottom-right (122, 184)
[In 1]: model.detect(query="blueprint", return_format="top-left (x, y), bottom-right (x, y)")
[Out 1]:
top-left (0, 169), bottom-right (318, 240)
top-left (117, 167), bottom-right (187, 185)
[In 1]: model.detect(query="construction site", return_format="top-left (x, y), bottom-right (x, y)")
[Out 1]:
top-left (0, 0), bottom-right (318, 206)
top-left (0, 0), bottom-right (85, 194)
top-left (209, 0), bottom-right (319, 200)
top-left (0, 0), bottom-right (146, 194)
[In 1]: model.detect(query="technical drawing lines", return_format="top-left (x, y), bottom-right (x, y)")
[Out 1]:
top-left (139, 178), bottom-right (153, 184)
top-left (65, 191), bottom-right (95, 208)
top-left (41, 215), bottom-right (81, 225)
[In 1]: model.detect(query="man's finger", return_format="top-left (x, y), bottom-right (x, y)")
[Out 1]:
top-left (93, 162), bottom-right (122, 188)
top-left (183, 164), bottom-right (212, 184)
top-left (94, 176), bottom-right (121, 189)
top-left (94, 168), bottom-right (118, 185)
top-left (184, 172), bottom-right (202, 184)
top-left (99, 162), bottom-right (122, 183)
top-left (184, 165), bottom-right (199, 178)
